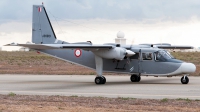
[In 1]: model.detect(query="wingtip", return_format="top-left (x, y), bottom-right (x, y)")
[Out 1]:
top-left (4, 43), bottom-right (18, 46)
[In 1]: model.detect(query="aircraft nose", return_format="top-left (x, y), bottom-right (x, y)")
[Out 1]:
top-left (180, 63), bottom-right (196, 74)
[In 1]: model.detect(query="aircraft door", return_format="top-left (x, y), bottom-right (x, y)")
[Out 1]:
top-left (140, 52), bottom-right (155, 74)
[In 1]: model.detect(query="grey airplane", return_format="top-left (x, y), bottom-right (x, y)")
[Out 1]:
top-left (7, 5), bottom-right (196, 85)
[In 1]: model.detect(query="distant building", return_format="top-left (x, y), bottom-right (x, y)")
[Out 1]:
top-left (115, 31), bottom-right (126, 45)
top-left (2, 46), bottom-right (25, 51)
top-left (19, 47), bottom-right (30, 52)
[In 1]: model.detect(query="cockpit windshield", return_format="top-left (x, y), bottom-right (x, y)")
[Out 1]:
top-left (166, 51), bottom-right (174, 59)
top-left (154, 50), bottom-right (174, 61)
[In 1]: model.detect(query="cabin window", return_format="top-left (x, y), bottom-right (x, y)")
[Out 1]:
top-left (142, 53), bottom-right (153, 60)
top-left (130, 52), bottom-right (140, 59)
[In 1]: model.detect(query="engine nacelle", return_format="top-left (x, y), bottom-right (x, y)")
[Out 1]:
top-left (94, 47), bottom-right (133, 60)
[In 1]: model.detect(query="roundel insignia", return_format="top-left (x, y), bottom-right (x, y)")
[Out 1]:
top-left (74, 49), bottom-right (82, 57)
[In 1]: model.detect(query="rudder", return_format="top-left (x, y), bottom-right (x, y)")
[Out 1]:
top-left (32, 5), bottom-right (56, 44)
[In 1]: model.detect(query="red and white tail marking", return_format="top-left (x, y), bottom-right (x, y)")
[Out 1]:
top-left (38, 7), bottom-right (42, 12)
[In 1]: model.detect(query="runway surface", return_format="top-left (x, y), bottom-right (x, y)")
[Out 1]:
top-left (0, 75), bottom-right (200, 99)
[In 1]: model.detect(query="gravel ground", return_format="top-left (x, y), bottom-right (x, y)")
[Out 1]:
top-left (1, 51), bottom-right (200, 111)
top-left (0, 94), bottom-right (200, 112)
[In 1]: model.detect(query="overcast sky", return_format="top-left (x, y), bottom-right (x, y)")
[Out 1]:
top-left (1, 0), bottom-right (200, 21)
top-left (1, 0), bottom-right (200, 50)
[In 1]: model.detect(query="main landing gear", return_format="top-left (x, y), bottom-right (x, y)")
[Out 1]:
top-left (95, 76), bottom-right (106, 84)
top-left (130, 74), bottom-right (141, 82)
top-left (181, 75), bottom-right (189, 84)
top-left (94, 55), bottom-right (106, 85)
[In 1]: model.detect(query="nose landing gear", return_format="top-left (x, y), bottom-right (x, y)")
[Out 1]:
top-left (130, 74), bottom-right (141, 82)
top-left (181, 75), bottom-right (189, 84)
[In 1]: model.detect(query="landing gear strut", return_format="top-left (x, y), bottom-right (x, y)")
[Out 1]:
top-left (181, 75), bottom-right (189, 84)
top-left (130, 74), bottom-right (141, 82)
top-left (94, 55), bottom-right (106, 85)
top-left (95, 76), bottom-right (106, 84)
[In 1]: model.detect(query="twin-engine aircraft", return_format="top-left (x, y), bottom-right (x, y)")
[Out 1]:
top-left (7, 5), bottom-right (196, 84)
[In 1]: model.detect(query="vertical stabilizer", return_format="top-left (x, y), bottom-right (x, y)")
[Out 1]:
top-left (32, 5), bottom-right (56, 44)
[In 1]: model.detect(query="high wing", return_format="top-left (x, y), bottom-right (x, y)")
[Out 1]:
top-left (157, 46), bottom-right (194, 49)
top-left (5, 43), bottom-right (135, 60)
top-left (139, 44), bottom-right (194, 49)
top-left (5, 43), bottom-right (113, 51)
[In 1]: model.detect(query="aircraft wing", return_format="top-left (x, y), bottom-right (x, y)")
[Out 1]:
top-left (140, 44), bottom-right (194, 49)
top-left (157, 46), bottom-right (194, 49)
top-left (5, 43), bottom-right (114, 50)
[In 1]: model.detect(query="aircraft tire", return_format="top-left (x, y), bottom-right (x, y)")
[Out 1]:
top-left (181, 76), bottom-right (189, 84)
top-left (137, 76), bottom-right (141, 82)
top-left (130, 75), bottom-right (138, 82)
top-left (95, 76), bottom-right (106, 84)
top-left (102, 76), bottom-right (106, 84)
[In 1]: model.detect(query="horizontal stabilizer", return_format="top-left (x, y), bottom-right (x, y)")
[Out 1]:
top-left (5, 43), bottom-right (59, 49)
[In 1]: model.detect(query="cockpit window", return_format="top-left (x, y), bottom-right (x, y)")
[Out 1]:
top-left (154, 50), bottom-right (174, 61)
top-left (166, 51), bottom-right (174, 59)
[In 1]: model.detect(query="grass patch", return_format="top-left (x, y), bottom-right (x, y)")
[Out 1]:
top-left (8, 92), bottom-right (16, 96)
top-left (96, 96), bottom-right (104, 98)
top-left (160, 98), bottom-right (168, 102)
top-left (70, 95), bottom-right (78, 97)
top-left (176, 98), bottom-right (184, 100)
top-left (89, 72), bottom-right (96, 75)
top-left (176, 98), bottom-right (191, 102)
top-left (118, 97), bottom-right (136, 100)
top-left (185, 98), bottom-right (191, 102)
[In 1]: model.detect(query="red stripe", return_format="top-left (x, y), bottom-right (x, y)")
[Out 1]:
top-left (38, 7), bottom-right (41, 12)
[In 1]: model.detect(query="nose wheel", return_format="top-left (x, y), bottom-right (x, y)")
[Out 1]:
top-left (181, 75), bottom-right (189, 84)
top-left (95, 76), bottom-right (106, 84)
top-left (130, 74), bottom-right (141, 82)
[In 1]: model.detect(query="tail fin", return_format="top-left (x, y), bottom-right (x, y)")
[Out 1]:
top-left (32, 5), bottom-right (56, 44)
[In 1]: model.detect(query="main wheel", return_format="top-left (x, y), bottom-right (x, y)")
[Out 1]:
top-left (130, 75), bottom-right (138, 82)
top-left (95, 76), bottom-right (106, 84)
top-left (181, 76), bottom-right (189, 84)
top-left (101, 76), bottom-right (106, 84)
top-left (95, 77), bottom-right (103, 84)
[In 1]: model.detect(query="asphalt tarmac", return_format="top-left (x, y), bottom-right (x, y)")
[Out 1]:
top-left (0, 75), bottom-right (200, 99)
